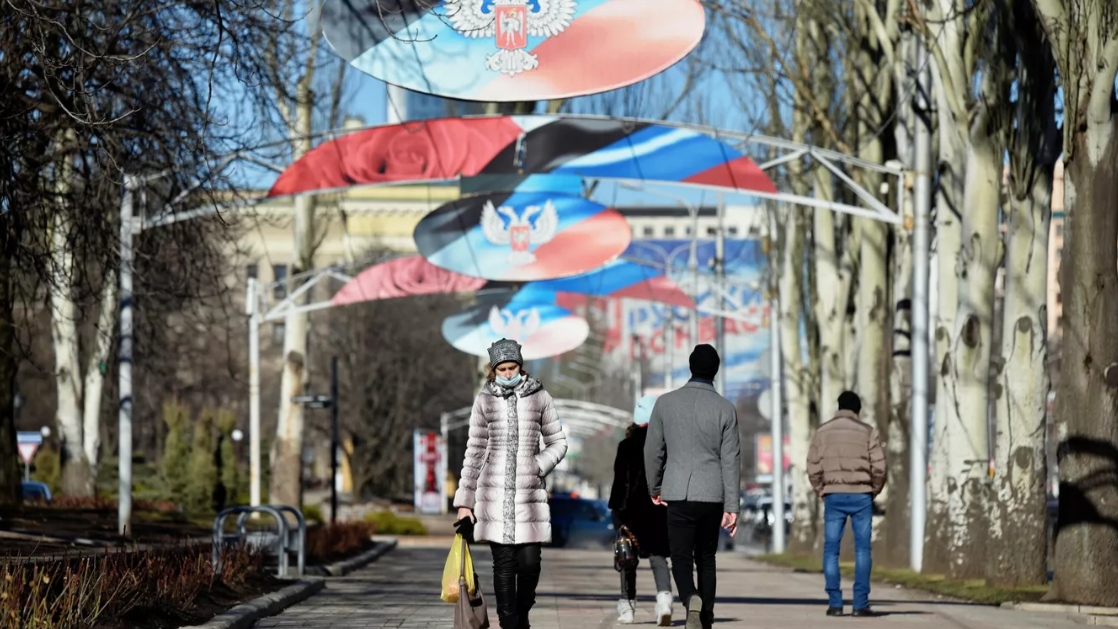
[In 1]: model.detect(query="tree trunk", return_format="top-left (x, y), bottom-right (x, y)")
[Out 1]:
top-left (781, 208), bottom-right (815, 554)
top-left (989, 159), bottom-right (1052, 587)
top-left (50, 210), bottom-right (94, 497)
top-left (812, 155), bottom-right (848, 418)
top-left (987, 6), bottom-right (1056, 586)
top-left (0, 214), bottom-right (22, 506)
top-left (81, 275), bottom-right (117, 481)
top-left (925, 60), bottom-right (966, 573)
top-left (271, 93), bottom-right (316, 510)
top-left (942, 74), bottom-right (1005, 577)
top-left (1048, 95), bottom-right (1118, 608)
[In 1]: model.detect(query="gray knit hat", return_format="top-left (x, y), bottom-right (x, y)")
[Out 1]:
top-left (488, 338), bottom-right (524, 368)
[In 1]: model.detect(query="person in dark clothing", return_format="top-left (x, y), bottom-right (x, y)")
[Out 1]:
top-left (610, 394), bottom-right (673, 626)
top-left (645, 345), bottom-right (741, 629)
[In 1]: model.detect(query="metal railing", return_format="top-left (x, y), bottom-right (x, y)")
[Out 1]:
top-left (212, 505), bottom-right (306, 577)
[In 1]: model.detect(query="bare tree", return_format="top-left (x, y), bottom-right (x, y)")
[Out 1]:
top-left (1, 0), bottom-right (293, 504)
top-left (1028, 0), bottom-right (1118, 606)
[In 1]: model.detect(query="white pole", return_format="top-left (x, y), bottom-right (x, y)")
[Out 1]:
top-left (910, 39), bottom-right (932, 573)
top-left (769, 212), bottom-right (786, 553)
top-left (715, 194), bottom-right (726, 396)
top-left (118, 175), bottom-right (138, 537)
top-left (247, 278), bottom-right (262, 508)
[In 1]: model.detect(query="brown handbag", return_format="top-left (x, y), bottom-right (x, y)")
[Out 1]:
top-left (455, 539), bottom-right (490, 629)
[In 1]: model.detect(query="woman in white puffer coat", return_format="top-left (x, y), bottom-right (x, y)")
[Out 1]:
top-left (454, 338), bottom-right (568, 629)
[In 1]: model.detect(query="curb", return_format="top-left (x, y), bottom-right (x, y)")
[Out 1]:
top-left (177, 578), bottom-right (326, 629)
top-left (1001, 602), bottom-right (1118, 625)
top-left (321, 538), bottom-right (399, 576)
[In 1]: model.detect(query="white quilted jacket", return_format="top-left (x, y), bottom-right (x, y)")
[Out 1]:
top-left (453, 376), bottom-right (568, 545)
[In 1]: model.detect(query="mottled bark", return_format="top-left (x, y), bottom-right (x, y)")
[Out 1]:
top-left (987, 0), bottom-right (1057, 587)
top-left (271, 92), bottom-right (315, 510)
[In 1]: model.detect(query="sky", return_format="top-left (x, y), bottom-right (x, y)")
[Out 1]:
top-left (213, 2), bottom-right (778, 212)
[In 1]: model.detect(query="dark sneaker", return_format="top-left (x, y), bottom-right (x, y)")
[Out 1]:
top-left (826, 606), bottom-right (845, 617)
top-left (685, 595), bottom-right (703, 629)
top-left (851, 607), bottom-right (882, 617)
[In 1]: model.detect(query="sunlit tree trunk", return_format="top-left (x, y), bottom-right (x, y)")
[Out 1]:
top-left (987, 1), bottom-right (1057, 586)
top-left (1030, 0), bottom-right (1118, 605)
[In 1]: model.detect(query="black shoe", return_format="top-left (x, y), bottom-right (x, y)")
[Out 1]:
top-left (851, 607), bottom-right (881, 617)
top-left (826, 606), bottom-right (845, 617)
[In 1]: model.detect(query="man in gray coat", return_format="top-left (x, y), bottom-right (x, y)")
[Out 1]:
top-left (645, 344), bottom-right (741, 629)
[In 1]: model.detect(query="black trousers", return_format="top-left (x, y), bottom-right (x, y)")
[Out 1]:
top-left (490, 542), bottom-right (542, 629)
top-left (667, 501), bottom-right (723, 629)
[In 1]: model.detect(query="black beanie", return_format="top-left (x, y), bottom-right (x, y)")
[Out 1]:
top-left (689, 344), bottom-right (720, 380)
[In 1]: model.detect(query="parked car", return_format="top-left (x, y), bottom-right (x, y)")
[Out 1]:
top-left (22, 481), bottom-right (51, 503)
top-left (549, 495), bottom-right (615, 549)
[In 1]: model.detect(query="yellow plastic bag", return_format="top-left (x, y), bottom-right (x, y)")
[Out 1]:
top-left (440, 534), bottom-right (477, 603)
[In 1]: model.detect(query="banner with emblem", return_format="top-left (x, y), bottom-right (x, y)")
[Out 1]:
top-left (413, 191), bottom-right (630, 281)
top-left (267, 116), bottom-right (776, 202)
top-left (442, 292), bottom-right (590, 360)
top-left (321, 0), bottom-right (706, 101)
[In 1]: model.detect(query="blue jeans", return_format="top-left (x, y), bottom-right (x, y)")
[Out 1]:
top-left (823, 493), bottom-right (873, 610)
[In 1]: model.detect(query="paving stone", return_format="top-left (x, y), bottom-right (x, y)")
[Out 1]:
top-left (253, 545), bottom-right (1090, 629)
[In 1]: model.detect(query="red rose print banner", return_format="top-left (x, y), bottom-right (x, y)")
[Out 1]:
top-left (267, 116), bottom-right (777, 201)
top-left (321, 0), bottom-right (706, 102)
top-left (331, 256), bottom-right (487, 307)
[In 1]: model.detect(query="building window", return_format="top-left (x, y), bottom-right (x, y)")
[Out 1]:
top-left (246, 264), bottom-right (258, 280)
top-left (664, 226), bottom-right (676, 237)
top-left (272, 322), bottom-right (286, 344)
top-left (707, 227), bottom-right (717, 236)
top-left (1056, 224), bottom-right (1064, 238)
top-left (273, 265), bottom-right (288, 299)
top-left (728, 226), bottom-right (739, 236)
top-left (642, 226), bottom-right (654, 237)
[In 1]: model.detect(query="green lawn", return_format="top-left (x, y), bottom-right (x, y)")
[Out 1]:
top-left (755, 554), bottom-right (1049, 605)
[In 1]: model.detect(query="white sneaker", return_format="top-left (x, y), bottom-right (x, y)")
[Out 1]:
top-left (655, 592), bottom-right (673, 627)
top-left (617, 599), bottom-right (636, 624)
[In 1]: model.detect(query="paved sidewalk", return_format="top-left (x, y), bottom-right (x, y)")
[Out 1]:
top-left (254, 543), bottom-right (1086, 628)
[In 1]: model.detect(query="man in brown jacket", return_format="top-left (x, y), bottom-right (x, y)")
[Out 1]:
top-left (807, 391), bottom-right (886, 618)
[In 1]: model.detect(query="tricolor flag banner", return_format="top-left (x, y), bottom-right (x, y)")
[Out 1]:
top-left (267, 116), bottom-right (777, 202)
top-left (321, 0), bottom-right (705, 102)
top-left (413, 192), bottom-right (630, 281)
top-left (442, 294), bottom-right (589, 360)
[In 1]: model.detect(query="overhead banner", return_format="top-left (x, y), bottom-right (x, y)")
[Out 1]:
top-left (414, 431), bottom-right (448, 515)
top-left (322, 0), bottom-right (706, 102)
top-left (597, 239), bottom-right (772, 402)
top-left (414, 191), bottom-right (630, 281)
top-left (443, 295), bottom-right (589, 359)
top-left (267, 116), bottom-right (777, 201)
top-left (331, 256), bottom-right (487, 306)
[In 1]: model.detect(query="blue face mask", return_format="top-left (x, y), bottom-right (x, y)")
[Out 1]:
top-left (495, 372), bottom-right (522, 388)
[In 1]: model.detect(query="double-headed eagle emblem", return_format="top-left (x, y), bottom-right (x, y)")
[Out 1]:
top-left (445, 0), bottom-right (577, 76)
top-left (480, 199), bottom-right (558, 266)
top-left (489, 306), bottom-right (542, 340)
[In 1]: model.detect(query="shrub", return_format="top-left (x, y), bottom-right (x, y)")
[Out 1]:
top-left (216, 410), bottom-right (239, 506)
top-left (363, 511), bottom-right (428, 536)
top-left (31, 445), bottom-right (61, 495)
top-left (162, 400), bottom-right (192, 500)
top-left (31, 496), bottom-right (181, 512)
top-left (185, 409), bottom-right (218, 514)
top-left (0, 544), bottom-right (267, 629)
top-left (305, 521), bottom-right (377, 562)
top-left (303, 504), bottom-right (325, 525)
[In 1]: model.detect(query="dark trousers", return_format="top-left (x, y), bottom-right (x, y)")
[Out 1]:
top-left (490, 542), bottom-right (542, 629)
top-left (667, 501), bottom-right (723, 629)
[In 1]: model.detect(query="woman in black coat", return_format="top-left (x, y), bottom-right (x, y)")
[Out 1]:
top-left (609, 395), bottom-right (673, 626)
